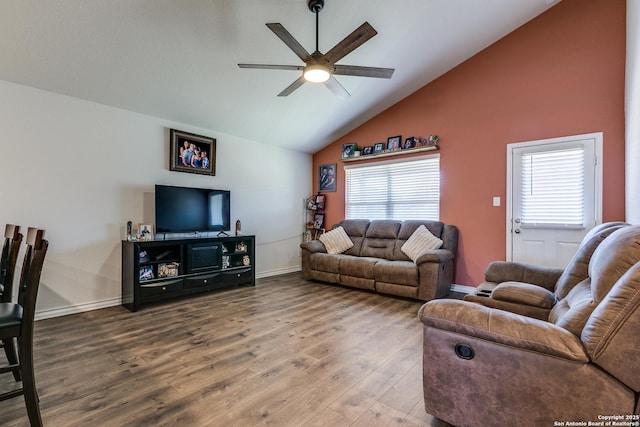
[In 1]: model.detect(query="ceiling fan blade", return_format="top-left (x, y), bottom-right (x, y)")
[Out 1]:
top-left (324, 76), bottom-right (350, 98)
top-left (323, 22), bottom-right (377, 64)
top-left (333, 64), bottom-right (394, 79)
top-left (278, 76), bottom-right (306, 97)
top-left (238, 64), bottom-right (303, 71)
top-left (266, 23), bottom-right (312, 63)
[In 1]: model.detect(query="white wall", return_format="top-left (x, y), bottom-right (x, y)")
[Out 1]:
top-left (627, 0), bottom-right (640, 223)
top-left (0, 80), bottom-right (311, 318)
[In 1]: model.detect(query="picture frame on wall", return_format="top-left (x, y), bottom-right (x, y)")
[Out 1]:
top-left (169, 128), bottom-right (216, 176)
top-left (319, 163), bottom-right (337, 192)
top-left (387, 135), bottom-right (402, 150)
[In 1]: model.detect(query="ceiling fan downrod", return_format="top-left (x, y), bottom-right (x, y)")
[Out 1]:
top-left (308, 0), bottom-right (324, 53)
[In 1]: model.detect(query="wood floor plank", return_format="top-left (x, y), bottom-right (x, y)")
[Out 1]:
top-left (0, 272), bottom-right (457, 426)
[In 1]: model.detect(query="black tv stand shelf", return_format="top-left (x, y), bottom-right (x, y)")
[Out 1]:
top-left (122, 235), bottom-right (255, 312)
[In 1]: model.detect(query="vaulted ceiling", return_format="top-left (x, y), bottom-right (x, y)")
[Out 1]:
top-left (0, 0), bottom-right (559, 153)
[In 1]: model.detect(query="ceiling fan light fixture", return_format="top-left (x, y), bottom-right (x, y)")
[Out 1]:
top-left (303, 64), bottom-right (331, 83)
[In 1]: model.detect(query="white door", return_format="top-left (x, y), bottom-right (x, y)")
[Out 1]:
top-left (507, 133), bottom-right (602, 268)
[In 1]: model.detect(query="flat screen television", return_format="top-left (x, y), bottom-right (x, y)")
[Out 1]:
top-left (155, 184), bottom-right (231, 234)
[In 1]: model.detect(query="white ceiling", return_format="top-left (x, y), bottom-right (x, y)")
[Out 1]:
top-left (0, 0), bottom-right (559, 153)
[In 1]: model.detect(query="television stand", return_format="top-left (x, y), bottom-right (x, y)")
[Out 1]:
top-left (121, 235), bottom-right (255, 312)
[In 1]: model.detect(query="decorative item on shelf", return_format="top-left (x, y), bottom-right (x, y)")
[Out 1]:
top-left (315, 194), bottom-right (325, 210)
top-left (235, 219), bottom-right (242, 236)
top-left (342, 143), bottom-right (356, 158)
top-left (306, 196), bottom-right (317, 210)
top-left (318, 163), bottom-right (336, 192)
top-left (314, 213), bottom-right (325, 229)
top-left (236, 242), bottom-right (247, 253)
top-left (158, 262), bottom-right (180, 278)
top-left (353, 144), bottom-right (362, 157)
top-left (362, 146), bottom-right (373, 155)
top-left (303, 229), bottom-right (312, 242)
top-left (427, 134), bottom-right (440, 145)
top-left (373, 142), bottom-right (385, 154)
top-left (139, 266), bottom-right (154, 281)
top-left (139, 224), bottom-right (153, 241)
top-left (138, 251), bottom-right (149, 263)
top-left (243, 255), bottom-right (250, 266)
top-left (387, 135), bottom-right (402, 151)
top-left (403, 137), bottom-right (415, 149)
top-left (222, 255), bottom-right (230, 269)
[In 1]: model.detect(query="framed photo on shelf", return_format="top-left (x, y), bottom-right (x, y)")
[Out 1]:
top-left (315, 194), bottom-right (325, 210)
top-left (403, 136), bottom-right (415, 149)
top-left (313, 213), bottom-right (325, 229)
top-left (139, 265), bottom-right (154, 281)
top-left (139, 224), bottom-right (153, 241)
top-left (373, 142), bottom-right (385, 154)
top-left (387, 135), bottom-right (402, 150)
top-left (169, 128), bottom-right (216, 176)
top-left (342, 143), bottom-right (356, 158)
top-left (319, 163), bottom-right (337, 192)
top-left (362, 146), bottom-right (373, 155)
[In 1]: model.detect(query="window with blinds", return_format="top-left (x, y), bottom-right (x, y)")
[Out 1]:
top-left (345, 155), bottom-right (440, 220)
top-left (520, 147), bottom-right (584, 226)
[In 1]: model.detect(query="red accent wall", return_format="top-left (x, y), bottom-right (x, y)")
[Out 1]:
top-left (312, 0), bottom-right (626, 286)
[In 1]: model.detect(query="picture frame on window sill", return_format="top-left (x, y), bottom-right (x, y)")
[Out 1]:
top-left (169, 128), bottom-right (216, 176)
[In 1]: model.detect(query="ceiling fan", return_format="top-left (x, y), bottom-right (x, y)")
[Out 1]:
top-left (238, 0), bottom-right (395, 97)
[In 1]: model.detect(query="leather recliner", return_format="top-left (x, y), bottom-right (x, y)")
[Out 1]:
top-left (463, 222), bottom-right (628, 320)
top-left (418, 225), bottom-right (640, 426)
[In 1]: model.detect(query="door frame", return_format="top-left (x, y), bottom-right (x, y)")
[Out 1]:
top-left (505, 132), bottom-right (603, 261)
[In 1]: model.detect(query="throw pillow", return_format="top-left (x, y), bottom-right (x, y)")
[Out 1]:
top-left (401, 225), bottom-right (443, 262)
top-left (319, 226), bottom-right (354, 254)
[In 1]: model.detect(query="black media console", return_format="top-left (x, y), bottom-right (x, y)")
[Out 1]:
top-left (121, 235), bottom-right (255, 312)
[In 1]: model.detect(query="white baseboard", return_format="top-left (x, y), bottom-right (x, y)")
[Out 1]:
top-left (256, 266), bottom-right (301, 279)
top-left (450, 284), bottom-right (475, 294)
top-left (35, 297), bottom-right (122, 321)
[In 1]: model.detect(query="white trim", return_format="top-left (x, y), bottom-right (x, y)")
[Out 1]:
top-left (35, 297), bottom-right (122, 321)
top-left (506, 132), bottom-right (603, 261)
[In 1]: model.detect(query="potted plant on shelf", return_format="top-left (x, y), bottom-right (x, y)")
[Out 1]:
top-left (353, 144), bottom-right (362, 157)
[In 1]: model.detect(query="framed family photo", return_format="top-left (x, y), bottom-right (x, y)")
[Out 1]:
top-left (169, 129), bottom-right (216, 176)
top-left (387, 135), bottom-right (402, 150)
top-left (373, 142), bottom-right (385, 154)
top-left (319, 163), bottom-right (337, 192)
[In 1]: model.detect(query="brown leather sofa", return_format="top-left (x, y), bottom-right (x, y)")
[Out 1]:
top-left (417, 224), bottom-right (640, 426)
top-left (300, 219), bottom-right (458, 300)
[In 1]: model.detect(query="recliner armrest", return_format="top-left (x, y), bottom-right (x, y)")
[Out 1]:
top-left (418, 299), bottom-right (588, 362)
top-left (415, 249), bottom-right (454, 264)
top-left (300, 240), bottom-right (327, 254)
top-left (485, 261), bottom-right (563, 291)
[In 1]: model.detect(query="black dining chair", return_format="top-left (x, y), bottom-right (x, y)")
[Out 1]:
top-left (0, 224), bottom-right (23, 302)
top-left (0, 228), bottom-right (48, 427)
top-left (0, 224), bottom-right (23, 381)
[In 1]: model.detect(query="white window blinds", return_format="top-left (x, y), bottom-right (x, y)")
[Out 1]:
top-left (345, 155), bottom-right (440, 220)
top-left (520, 147), bottom-right (584, 226)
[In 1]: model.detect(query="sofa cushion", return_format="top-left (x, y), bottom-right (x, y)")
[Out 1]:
top-left (335, 219), bottom-right (370, 256)
top-left (374, 259), bottom-right (418, 286)
top-left (339, 255), bottom-right (378, 279)
top-left (360, 220), bottom-right (401, 259)
top-left (401, 225), bottom-right (443, 262)
top-left (309, 253), bottom-right (341, 273)
top-left (319, 226), bottom-right (353, 254)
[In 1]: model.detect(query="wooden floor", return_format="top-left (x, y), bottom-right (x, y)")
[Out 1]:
top-left (0, 273), bottom-right (454, 427)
